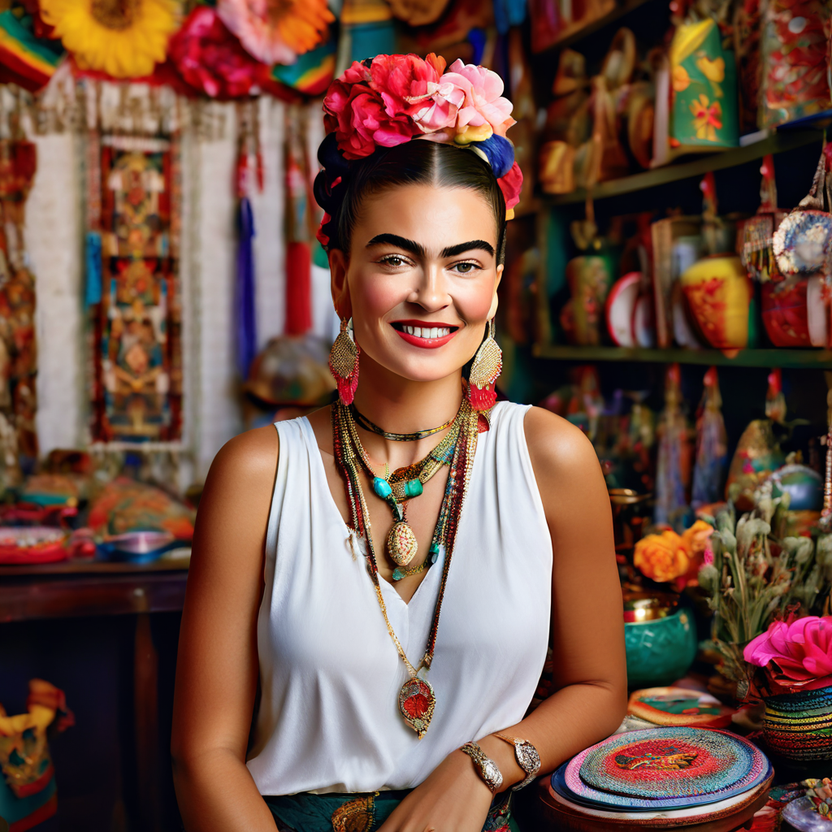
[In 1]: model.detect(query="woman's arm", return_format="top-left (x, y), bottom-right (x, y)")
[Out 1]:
top-left (478, 405), bottom-right (628, 775)
top-left (379, 406), bottom-right (627, 832)
top-left (171, 426), bottom-right (280, 832)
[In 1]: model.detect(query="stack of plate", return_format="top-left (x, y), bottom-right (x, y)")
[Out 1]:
top-left (546, 727), bottom-right (773, 831)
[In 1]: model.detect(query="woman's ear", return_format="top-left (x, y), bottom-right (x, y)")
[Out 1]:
top-left (328, 249), bottom-right (352, 319)
top-left (487, 264), bottom-right (504, 319)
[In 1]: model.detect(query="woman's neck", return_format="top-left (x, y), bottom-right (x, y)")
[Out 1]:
top-left (348, 356), bottom-right (465, 470)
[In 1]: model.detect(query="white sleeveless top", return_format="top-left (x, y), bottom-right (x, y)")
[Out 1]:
top-left (246, 401), bottom-right (553, 795)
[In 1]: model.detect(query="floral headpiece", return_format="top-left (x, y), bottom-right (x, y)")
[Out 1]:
top-left (315, 53), bottom-right (523, 248)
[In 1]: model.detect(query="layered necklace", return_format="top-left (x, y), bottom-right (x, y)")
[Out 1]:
top-left (332, 398), bottom-right (479, 738)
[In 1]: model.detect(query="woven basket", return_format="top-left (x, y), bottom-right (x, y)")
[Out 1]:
top-left (762, 684), bottom-right (832, 763)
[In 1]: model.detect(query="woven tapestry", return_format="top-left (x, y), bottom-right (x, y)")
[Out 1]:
top-left (0, 138), bottom-right (37, 487)
top-left (90, 135), bottom-right (182, 443)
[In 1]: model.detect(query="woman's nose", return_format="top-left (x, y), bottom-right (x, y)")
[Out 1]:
top-left (408, 265), bottom-right (450, 311)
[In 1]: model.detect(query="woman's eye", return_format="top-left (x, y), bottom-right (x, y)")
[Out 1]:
top-left (453, 262), bottom-right (480, 274)
top-left (380, 255), bottom-right (408, 267)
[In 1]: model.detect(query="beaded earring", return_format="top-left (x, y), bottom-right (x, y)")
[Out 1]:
top-left (467, 318), bottom-right (502, 412)
top-left (329, 317), bottom-right (360, 405)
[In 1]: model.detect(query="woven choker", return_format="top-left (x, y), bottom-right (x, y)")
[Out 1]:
top-left (349, 404), bottom-right (459, 441)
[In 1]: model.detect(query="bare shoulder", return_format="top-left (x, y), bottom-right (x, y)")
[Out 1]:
top-left (522, 405), bottom-right (600, 483)
top-left (206, 424), bottom-right (279, 486)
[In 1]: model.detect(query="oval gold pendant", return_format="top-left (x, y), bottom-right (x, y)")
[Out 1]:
top-left (387, 521), bottom-right (418, 566)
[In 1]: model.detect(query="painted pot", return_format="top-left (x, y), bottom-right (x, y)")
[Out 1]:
top-left (761, 279), bottom-right (811, 347)
top-left (624, 606), bottom-right (698, 688)
top-left (762, 684), bottom-right (832, 763)
top-left (563, 255), bottom-right (614, 346)
top-left (680, 255), bottom-right (752, 350)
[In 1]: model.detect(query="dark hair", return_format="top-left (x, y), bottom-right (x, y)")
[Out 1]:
top-left (314, 135), bottom-right (507, 264)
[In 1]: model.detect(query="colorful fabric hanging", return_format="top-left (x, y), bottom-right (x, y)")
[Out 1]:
top-left (236, 194), bottom-right (258, 376)
top-left (0, 138), bottom-right (38, 487)
top-left (89, 135), bottom-right (183, 443)
top-left (692, 367), bottom-right (728, 509)
top-left (284, 104), bottom-right (313, 337)
top-left (0, 6), bottom-right (64, 92)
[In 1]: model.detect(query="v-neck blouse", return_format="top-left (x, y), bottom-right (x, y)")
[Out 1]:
top-left (246, 401), bottom-right (553, 795)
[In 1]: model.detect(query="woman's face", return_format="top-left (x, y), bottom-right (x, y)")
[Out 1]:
top-left (330, 183), bottom-right (503, 384)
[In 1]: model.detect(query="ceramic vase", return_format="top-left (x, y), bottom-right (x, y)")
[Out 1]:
top-left (624, 606), bottom-right (698, 688)
top-left (762, 684), bottom-right (832, 763)
top-left (680, 255), bottom-right (752, 350)
top-left (761, 279), bottom-right (811, 347)
top-left (563, 255), bottom-right (614, 345)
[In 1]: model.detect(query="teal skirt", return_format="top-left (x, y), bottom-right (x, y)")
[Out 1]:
top-left (264, 789), bottom-right (520, 832)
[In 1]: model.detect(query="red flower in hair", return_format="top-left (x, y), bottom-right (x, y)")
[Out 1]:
top-left (369, 53), bottom-right (446, 121)
top-left (498, 161), bottom-right (523, 211)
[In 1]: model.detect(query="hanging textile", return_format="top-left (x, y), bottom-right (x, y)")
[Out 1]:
top-left (284, 103), bottom-right (314, 337)
top-left (89, 135), bottom-right (183, 443)
top-left (0, 137), bottom-right (38, 488)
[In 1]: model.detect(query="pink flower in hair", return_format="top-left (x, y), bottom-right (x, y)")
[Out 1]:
top-left (498, 161), bottom-right (523, 211)
top-left (437, 59), bottom-right (515, 143)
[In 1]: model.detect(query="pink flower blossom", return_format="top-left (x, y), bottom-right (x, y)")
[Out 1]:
top-left (703, 543), bottom-right (714, 565)
top-left (744, 615), bottom-right (832, 687)
top-left (498, 161), bottom-right (523, 211)
top-left (435, 59), bottom-right (515, 142)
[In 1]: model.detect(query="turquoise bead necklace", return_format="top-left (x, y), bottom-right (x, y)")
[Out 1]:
top-left (343, 404), bottom-right (463, 580)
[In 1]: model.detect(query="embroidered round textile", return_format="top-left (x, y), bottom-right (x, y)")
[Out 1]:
top-left (555, 743), bottom-right (770, 811)
top-left (578, 728), bottom-right (756, 799)
top-left (627, 687), bottom-right (735, 728)
top-left (546, 777), bottom-right (773, 826)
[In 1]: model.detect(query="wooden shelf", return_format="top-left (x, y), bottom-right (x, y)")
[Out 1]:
top-left (533, 344), bottom-right (832, 369)
top-left (534, 0), bottom-right (659, 56)
top-left (542, 130), bottom-right (823, 206)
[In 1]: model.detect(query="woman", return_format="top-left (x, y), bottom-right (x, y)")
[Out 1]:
top-left (171, 54), bottom-right (627, 832)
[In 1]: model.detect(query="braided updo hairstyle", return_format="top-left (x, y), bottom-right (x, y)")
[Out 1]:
top-left (314, 133), bottom-right (508, 265)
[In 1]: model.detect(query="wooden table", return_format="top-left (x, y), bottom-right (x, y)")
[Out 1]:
top-left (0, 556), bottom-right (190, 832)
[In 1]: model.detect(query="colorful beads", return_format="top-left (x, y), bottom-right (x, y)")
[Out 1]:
top-left (404, 480), bottom-right (423, 498)
top-left (373, 477), bottom-right (393, 499)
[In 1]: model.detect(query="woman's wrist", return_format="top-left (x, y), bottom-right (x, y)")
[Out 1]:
top-left (468, 735), bottom-right (526, 792)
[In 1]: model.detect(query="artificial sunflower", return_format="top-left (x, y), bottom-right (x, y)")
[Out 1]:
top-left (217, 0), bottom-right (334, 66)
top-left (39, 0), bottom-right (179, 79)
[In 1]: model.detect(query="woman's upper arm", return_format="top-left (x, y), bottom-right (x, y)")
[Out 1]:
top-left (171, 425), bottom-right (279, 763)
top-left (524, 406), bottom-right (627, 697)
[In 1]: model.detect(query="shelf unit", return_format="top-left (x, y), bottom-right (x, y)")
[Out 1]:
top-left (542, 130), bottom-right (823, 206)
top-left (533, 345), bottom-right (832, 369)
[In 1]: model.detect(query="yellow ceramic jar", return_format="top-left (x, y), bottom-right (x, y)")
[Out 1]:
top-left (680, 255), bottom-right (751, 350)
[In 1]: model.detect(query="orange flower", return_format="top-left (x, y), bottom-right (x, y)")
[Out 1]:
top-left (634, 530), bottom-right (691, 582)
top-left (672, 65), bottom-right (691, 92)
top-left (696, 56), bottom-right (725, 84)
top-left (689, 94), bottom-right (722, 142)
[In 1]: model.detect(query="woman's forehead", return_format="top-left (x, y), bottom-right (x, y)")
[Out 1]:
top-left (355, 183), bottom-right (499, 252)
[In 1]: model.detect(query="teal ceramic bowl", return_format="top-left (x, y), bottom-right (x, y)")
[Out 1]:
top-left (625, 606), bottom-right (698, 689)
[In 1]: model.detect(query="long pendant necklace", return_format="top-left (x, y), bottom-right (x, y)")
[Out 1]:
top-left (332, 399), bottom-right (478, 738)
top-left (344, 410), bottom-right (460, 572)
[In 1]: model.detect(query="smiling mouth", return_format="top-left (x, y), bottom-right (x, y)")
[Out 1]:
top-left (392, 323), bottom-right (458, 339)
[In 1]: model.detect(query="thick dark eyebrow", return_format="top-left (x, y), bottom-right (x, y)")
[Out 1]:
top-left (440, 240), bottom-right (495, 258)
top-left (366, 234), bottom-right (426, 258)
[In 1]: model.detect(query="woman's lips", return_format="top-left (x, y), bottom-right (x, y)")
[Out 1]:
top-left (391, 322), bottom-right (459, 349)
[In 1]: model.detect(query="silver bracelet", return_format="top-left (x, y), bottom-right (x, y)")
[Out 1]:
top-left (460, 741), bottom-right (503, 792)
top-left (494, 733), bottom-right (541, 790)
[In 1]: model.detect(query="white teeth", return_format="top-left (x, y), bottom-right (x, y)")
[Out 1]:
top-left (400, 325), bottom-right (452, 338)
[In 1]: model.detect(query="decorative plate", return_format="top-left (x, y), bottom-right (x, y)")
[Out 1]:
top-left (578, 728), bottom-right (755, 799)
top-left (554, 738), bottom-right (770, 811)
top-left (627, 687), bottom-right (735, 728)
top-left (772, 210), bottom-right (832, 277)
top-left (0, 526), bottom-right (69, 565)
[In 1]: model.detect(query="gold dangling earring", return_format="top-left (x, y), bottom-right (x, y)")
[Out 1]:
top-left (329, 317), bottom-right (360, 405)
top-left (467, 318), bottom-right (502, 412)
